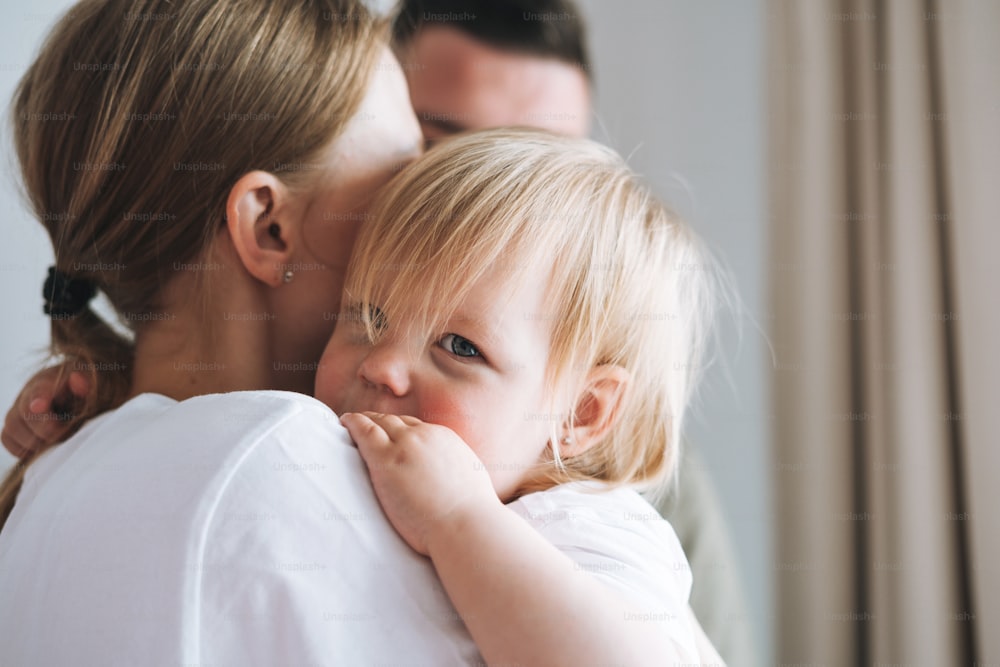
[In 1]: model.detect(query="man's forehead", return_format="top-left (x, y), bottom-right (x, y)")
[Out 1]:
top-left (404, 25), bottom-right (590, 136)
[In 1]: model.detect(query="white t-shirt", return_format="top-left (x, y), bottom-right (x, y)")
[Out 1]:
top-left (0, 391), bottom-right (481, 666)
top-left (509, 481), bottom-right (702, 661)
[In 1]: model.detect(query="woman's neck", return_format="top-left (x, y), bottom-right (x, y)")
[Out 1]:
top-left (128, 258), bottom-right (313, 401)
top-left (130, 323), bottom-right (278, 401)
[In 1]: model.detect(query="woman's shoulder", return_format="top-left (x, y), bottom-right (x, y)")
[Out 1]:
top-left (122, 390), bottom-right (351, 491)
top-left (65, 389), bottom-right (337, 440)
top-left (21, 389), bottom-right (351, 518)
top-left (13, 387), bottom-right (366, 596)
top-left (163, 389), bottom-right (337, 425)
top-left (2, 392), bottom-right (480, 665)
top-left (101, 389), bottom-right (343, 452)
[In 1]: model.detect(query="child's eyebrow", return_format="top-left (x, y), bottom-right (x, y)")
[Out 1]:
top-left (344, 301), bottom-right (503, 348)
top-left (341, 301), bottom-right (365, 322)
top-left (341, 301), bottom-right (387, 332)
top-left (446, 312), bottom-right (502, 348)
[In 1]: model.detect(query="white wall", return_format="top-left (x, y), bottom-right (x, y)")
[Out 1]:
top-left (0, 0), bottom-right (773, 662)
top-left (574, 1), bottom-right (772, 662)
top-left (0, 1), bottom-right (71, 473)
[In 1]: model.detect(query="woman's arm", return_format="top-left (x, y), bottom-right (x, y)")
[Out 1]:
top-left (342, 412), bottom-right (692, 667)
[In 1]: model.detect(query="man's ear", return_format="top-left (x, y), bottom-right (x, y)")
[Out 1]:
top-left (225, 171), bottom-right (296, 287)
top-left (562, 365), bottom-right (630, 456)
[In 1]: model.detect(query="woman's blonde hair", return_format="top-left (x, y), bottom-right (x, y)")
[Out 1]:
top-left (1, 0), bottom-right (386, 527)
top-left (345, 128), bottom-right (716, 496)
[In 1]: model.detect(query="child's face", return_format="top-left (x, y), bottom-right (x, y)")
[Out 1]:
top-left (314, 264), bottom-right (559, 501)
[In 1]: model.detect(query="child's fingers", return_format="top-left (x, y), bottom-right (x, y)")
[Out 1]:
top-left (358, 412), bottom-right (418, 440)
top-left (67, 371), bottom-right (91, 400)
top-left (1, 365), bottom-right (90, 459)
top-left (1, 428), bottom-right (31, 459)
top-left (23, 391), bottom-right (74, 441)
top-left (22, 375), bottom-right (60, 411)
top-left (24, 388), bottom-right (55, 420)
top-left (3, 387), bottom-right (56, 457)
top-left (48, 374), bottom-right (90, 422)
top-left (29, 416), bottom-right (73, 446)
top-left (340, 412), bottom-right (393, 457)
top-left (26, 410), bottom-right (74, 448)
top-left (2, 412), bottom-right (47, 459)
top-left (395, 414), bottom-right (423, 427)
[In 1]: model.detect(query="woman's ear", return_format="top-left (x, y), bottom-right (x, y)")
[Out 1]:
top-left (225, 171), bottom-right (297, 287)
top-left (562, 365), bottom-right (630, 456)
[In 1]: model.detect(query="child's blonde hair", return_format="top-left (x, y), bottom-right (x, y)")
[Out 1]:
top-left (345, 128), bottom-right (715, 495)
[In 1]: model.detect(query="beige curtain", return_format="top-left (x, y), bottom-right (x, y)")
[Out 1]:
top-left (768, 0), bottom-right (999, 664)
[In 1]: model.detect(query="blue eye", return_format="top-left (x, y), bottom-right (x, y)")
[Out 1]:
top-left (440, 334), bottom-right (480, 358)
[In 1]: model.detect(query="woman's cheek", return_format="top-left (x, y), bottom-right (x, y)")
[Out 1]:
top-left (314, 342), bottom-right (354, 410)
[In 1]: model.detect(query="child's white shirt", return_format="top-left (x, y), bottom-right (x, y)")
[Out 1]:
top-left (509, 481), bottom-right (705, 663)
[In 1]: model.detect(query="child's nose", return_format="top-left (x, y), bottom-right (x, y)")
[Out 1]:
top-left (357, 342), bottom-right (412, 397)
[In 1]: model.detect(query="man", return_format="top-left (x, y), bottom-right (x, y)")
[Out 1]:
top-left (392, 2), bottom-right (756, 664)
top-left (393, 0), bottom-right (591, 143)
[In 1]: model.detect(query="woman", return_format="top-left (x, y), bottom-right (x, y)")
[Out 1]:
top-left (0, 0), bottom-right (479, 664)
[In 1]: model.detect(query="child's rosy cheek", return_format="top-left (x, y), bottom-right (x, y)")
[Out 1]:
top-left (418, 397), bottom-right (478, 441)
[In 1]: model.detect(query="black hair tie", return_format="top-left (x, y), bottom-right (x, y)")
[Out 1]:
top-left (43, 266), bottom-right (97, 317)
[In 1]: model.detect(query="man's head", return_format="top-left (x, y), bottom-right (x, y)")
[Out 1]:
top-left (393, 0), bottom-right (592, 143)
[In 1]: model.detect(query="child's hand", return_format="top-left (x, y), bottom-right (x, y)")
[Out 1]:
top-left (340, 412), bottom-right (502, 556)
top-left (2, 366), bottom-right (91, 458)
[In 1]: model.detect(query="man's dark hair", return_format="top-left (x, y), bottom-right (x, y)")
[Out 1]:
top-left (392, 0), bottom-right (591, 80)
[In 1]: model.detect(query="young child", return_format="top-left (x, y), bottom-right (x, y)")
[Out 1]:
top-left (316, 128), bottom-right (725, 665)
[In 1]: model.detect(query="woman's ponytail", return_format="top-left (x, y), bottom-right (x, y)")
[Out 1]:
top-left (0, 0), bottom-right (384, 530)
top-left (0, 275), bottom-right (134, 530)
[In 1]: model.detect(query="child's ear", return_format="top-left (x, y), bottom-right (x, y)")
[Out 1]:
top-left (225, 171), bottom-right (297, 287)
top-left (562, 365), bottom-right (630, 456)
